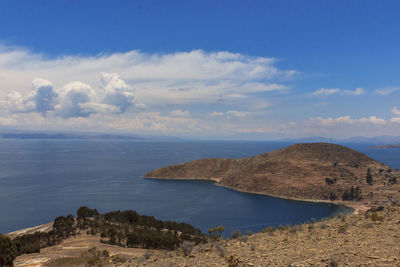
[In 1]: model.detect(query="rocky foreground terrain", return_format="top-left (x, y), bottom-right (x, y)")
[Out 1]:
top-left (12, 205), bottom-right (400, 266)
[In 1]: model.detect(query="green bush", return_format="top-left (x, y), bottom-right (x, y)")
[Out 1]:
top-left (208, 226), bottom-right (225, 240)
top-left (370, 212), bottom-right (384, 222)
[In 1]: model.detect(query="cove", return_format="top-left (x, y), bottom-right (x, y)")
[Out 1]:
top-left (1, 140), bottom-right (355, 236)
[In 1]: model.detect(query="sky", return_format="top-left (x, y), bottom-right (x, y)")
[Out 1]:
top-left (0, 0), bottom-right (400, 140)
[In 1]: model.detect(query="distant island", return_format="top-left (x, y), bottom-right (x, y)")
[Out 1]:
top-left (145, 143), bottom-right (399, 208)
top-left (371, 144), bottom-right (400, 149)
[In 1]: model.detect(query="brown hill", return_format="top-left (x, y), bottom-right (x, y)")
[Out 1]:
top-left (145, 143), bottom-right (395, 201)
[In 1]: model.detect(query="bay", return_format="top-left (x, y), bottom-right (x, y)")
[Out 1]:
top-left (2, 140), bottom-right (392, 236)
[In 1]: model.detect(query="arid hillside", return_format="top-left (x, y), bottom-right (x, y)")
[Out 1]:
top-left (145, 143), bottom-right (396, 201)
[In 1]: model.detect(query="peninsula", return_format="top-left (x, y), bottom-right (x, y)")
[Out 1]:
top-left (145, 143), bottom-right (399, 206)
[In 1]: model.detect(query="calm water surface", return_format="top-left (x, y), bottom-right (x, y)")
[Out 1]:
top-left (1, 140), bottom-right (396, 236)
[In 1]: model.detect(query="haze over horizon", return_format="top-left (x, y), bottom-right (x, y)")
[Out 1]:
top-left (1, 1), bottom-right (400, 140)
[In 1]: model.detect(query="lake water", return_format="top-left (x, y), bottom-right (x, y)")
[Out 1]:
top-left (1, 140), bottom-right (397, 236)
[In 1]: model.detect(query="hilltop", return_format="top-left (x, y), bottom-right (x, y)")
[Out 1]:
top-left (145, 143), bottom-right (397, 203)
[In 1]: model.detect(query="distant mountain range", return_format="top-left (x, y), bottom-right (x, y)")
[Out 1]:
top-left (284, 135), bottom-right (400, 144)
top-left (0, 132), bottom-right (146, 140)
top-left (1, 129), bottom-right (400, 144)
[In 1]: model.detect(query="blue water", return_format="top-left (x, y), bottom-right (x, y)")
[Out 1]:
top-left (1, 140), bottom-right (396, 237)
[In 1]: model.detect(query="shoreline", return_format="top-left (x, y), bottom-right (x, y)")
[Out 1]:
top-left (6, 177), bottom-right (367, 237)
top-left (144, 176), bottom-right (369, 214)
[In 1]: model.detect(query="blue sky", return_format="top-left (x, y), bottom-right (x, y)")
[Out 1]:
top-left (0, 0), bottom-right (400, 139)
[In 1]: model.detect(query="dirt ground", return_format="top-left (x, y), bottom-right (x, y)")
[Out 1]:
top-left (14, 234), bottom-right (147, 267)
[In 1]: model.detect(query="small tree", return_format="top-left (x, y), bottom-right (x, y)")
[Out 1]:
top-left (366, 168), bottom-right (373, 185)
top-left (77, 206), bottom-right (99, 219)
top-left (0, 234), bottom-right (17, 267)
top-left (208, 226), bottom-right (225, 240)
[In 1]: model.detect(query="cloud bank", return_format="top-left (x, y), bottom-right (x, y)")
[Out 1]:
top-left (0, 45), bottom-right (399, 139)
top-left (0, 45), bottom-right (297, 136)
top-left (312, 87), bottom-right (364, 96)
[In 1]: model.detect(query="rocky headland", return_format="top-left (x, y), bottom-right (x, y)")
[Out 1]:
top-left (145, 143), bottom-right (398, 207)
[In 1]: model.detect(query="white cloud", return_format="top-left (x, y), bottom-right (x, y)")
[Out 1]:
top-left (55, 81), bottom-right (95, 118)
top-left (171, 109), bottom-right (190, 117)
top-left (6, 78), bottom-right (58, 113)
top-left (391, 117), bottom-right (400, 123)
top-left (209, 110), bottom-right (249, 118)
top-left (252, 102), bottom-right (271, 110)
top-left (100, 72), bottom-right (135, 113)
top-left (311, 87), bottom-right (364, 96)
top-left (310, 115), bottom-right (386, 126)
top-left (358, 116), bottom-right (386, 125)
top-left (0, 46), bottom-right (294, 108)
top-left (0, 45), bottom-right (298, 136)
top-left (391, 107), bottom-right (400, 124)
top-left (6, 91), bottom-right (25, 112)
top-left (5, 75), bottom-right (134, 119)
top-left (392, 106), bottom-right (400, 116)
top-left (343, 87), bottom-right (364, 95)
top-left (311, 88), bottom-right (341, 96)
top-left (210, 111), bottom-right (224, 116)
top-left (375, 87), bottom-right (400, 95)
top-left (27, 78), bottom-right (58, 113)
top-left (227, 110), bottom-right (249, 118)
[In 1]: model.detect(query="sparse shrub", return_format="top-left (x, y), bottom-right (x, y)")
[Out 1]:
top-left (262, 226), bottom-right (276, 235)
top-left (325, 177), bottom-right (337, 185)
top-left (328, 257), bottom-right (339, 267)
top-left (310, 218), bottom-right (316, 224)
top-left (289, 226), bottom-right (297, 234)
top-left (368, 206), bottom-right (384, 212)
top-left (338, 223), bottom-right (348, 234)
top-left (308, 224), bottom-right (314, 232)
top-left (101, 249), bottom-right (109, 258)
top-left (137, 251), bottom-right (152, 264)
top-left (84, 247), bottom-right (110, 267)
top-left (278, 225), bottom-right (289, 231)
top-left (193, 244), bottom-right (205, 253)
top-left (225, 255), bottom-right (240, 267)
top-left (111, 254), bottom-right (128, 264)
top-left (369, 212), bottom-right (384, 222)
top-left (366, 168), bottom-right (373, 185)
top-left (338, 214), bottom-right (346, 222)
top-left (250, 242), bottom-right (256, 251)
top-left (319, 223), bottom-right (328, 229)
top-left (231, 230), bottom-right (242, 239)
top-left (238, 235), bottom-right (248, 243)
top-left (215, 241), bottom-right (225, 258)
top-left (180, 241), bottom-right (195, 257)
top-left (208, 226), bottom-right (225, 240)
top-left (246, 230), bottom-right (253, 236)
